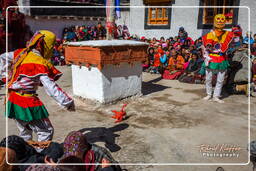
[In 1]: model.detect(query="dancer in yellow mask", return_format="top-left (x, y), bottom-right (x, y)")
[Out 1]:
top-left (0, 30), bottom-right (75, 142)
top-left (202, 14), bottom-right (234, 103)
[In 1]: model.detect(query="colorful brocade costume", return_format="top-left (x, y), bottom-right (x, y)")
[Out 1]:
top-left (6, 49), bottom-right (73, 121)
top-left (0, 30), bottom-right (73, 142)
top-left (202, 30), bottom-right (234, 72)
top-left (202, 14), bottom-right (234, 103)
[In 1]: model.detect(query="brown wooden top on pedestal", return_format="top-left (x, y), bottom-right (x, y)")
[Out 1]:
top-left (64, 40), bottom-right (148, 70)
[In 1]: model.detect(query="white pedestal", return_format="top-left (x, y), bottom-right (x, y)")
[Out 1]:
top-left (72, 62), bottom-right (142, 103)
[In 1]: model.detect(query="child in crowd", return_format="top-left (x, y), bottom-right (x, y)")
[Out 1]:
top-left (168, 49), bottom-right (185, 71)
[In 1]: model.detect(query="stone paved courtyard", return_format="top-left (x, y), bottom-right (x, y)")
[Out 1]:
top-left (0, 66), bottom-right (255, 171)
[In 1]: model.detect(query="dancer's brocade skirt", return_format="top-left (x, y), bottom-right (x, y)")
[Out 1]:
top-left (6, 92), bottom-right (49, 122)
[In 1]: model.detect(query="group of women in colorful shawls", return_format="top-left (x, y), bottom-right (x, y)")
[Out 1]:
top-left (143, 27), bottom-right (205, 84)
top-left (0, 131), bottom-right (120, 171)
top-left (145, 44), bottom-right (204, 83)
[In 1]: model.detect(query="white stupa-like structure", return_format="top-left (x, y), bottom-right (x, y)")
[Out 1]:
top-left (65, 40), bottom-right (148, 103)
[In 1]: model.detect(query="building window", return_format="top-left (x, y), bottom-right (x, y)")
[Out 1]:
top-left (144, 0), bottom-right (172, 29)
top-left (198, 0), bottom-right (240, 29)
top-left (148, 8), bottom-right (168, 25)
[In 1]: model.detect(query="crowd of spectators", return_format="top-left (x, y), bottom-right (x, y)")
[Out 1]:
top-left (61, 22), bottom-right (130, 42)
top-left (139, 27), bottom-right (208, 84)
top-left (62, 22), bottom-right (107, 42)
top-left (54, 24), bottom-right (256, 95)
top-left (139, 26), bottom-right (256, 88)
top-left (52, 22), bottom-right (130, 65)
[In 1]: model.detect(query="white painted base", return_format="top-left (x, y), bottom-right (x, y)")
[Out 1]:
top-left (72, 62), bottom-right (142, 103)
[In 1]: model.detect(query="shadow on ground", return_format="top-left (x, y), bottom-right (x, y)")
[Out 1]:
top-left (79, 123), bottom-right (129, 152)
top-left (142, 76), bottom-right (171, 95)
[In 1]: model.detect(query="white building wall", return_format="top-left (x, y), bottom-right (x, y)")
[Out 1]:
top-left (17, 0), bottom-right (30, 15)
top-left (128, 0), bottom-right (255, 40)
top-left (116, 10), bottom-right (131, 27)
top-left (170, 0), bottom-right (201, 40)
top-left (19, 0), bottom-right (256, 40)
top-left (237, 0), bottom-right (256, 36)
top-left (129, 0), bottom-right (202, 40)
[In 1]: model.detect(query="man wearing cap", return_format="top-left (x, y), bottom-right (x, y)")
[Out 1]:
top-left (202, 14), bottom-right (234, 103)
top-left (243, 31), bottom-right (254, 45)
top-left (0, 30), bottom-right (75, 142)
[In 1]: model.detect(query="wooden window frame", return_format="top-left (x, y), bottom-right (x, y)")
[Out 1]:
top-left (147, 8), bottom-right (168, 25)
top-left (144, 5), bottom-right (172, 30)
top-left (197, 0), bottom-right (240, 29)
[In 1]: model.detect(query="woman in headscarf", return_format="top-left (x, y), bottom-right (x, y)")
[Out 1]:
top-left (122, 25), bottom-right (130, 40)
top-left (60, 131), bottom-right (119, 171)
top-left (162, 49), bottom-right (185, 80)
top-left (40, 131), bottom-right (119, 171)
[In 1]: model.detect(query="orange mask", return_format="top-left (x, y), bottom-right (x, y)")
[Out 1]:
top-left (214, 14), bottom-right (226, 29)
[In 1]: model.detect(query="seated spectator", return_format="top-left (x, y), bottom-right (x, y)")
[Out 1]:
top-left (252, 58), bottom-right (256, 95)
top-left (232, 25), bottom-right (243, 47)
top-left (168, 49), bottom-right (185, 71)
top-left (160, 37), bottom-right (165, 43)
top-left (53, 131), bottom-right (119, 171)
top-left (162, 42), bottom-right (168, 51)
top-left (159, 48), bottom-right (168, 74)
top-left (151, 37), bottom-right (157, 44)
top-left (0, 133), bottom-right (118, 171)
top-left (194, 38), bottom-right (203, 49)
top-left (122, 25), bottom-right (130, 40)
top-left (144, 47), bottom-right (155, 72)
top-left (186, 53), bottom-right (203, 73)
top-left (178, 27), bottom-right (188, 44)
top-left (252, 42), bottom-right (256, 56)
top-left (62, 27), bottom-right (68, 40)
top-left (165, 38), bottom-right (170, 47)
top-left (162, 50), bottom-right (185, 80)
top-left (0, 135), bottom-right (46, 171)
top-left (178, 53), bottom-right (204, 84)
top-left (243, 31), bottom-right (254, 45)
top-left (180, 47), bottom-right (187, 57)
top-left (52, 51), bottom-right (60, 66)
top-left (0, 147), bottom-right (17, 171)
top-left (226, 43), bottom-right (251, 96)
top-left (169, 37), bottom-right (175, 45)
top-left (146, 48), bottom-right (162, 74)
top-left (98, 23), bottom-right (106, 40)
top-left (78, 26), bottom-right (85, 41)
top-left (182, 52), bottom-right (190, 71)
top-left (66, 27), bottom-right (76, 41)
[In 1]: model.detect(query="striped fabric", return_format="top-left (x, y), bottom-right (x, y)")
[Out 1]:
top-left (202, 30), bottom-right (234, 71)
top-left (7, 92), bottom-right (49, 122)
top-left (1, 49), bottom-right (73, 122)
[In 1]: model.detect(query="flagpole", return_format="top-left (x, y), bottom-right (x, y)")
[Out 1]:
top-left (106, 0), bottom-right (115, 40)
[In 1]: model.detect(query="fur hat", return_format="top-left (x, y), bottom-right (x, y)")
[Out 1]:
top-left (0, 147), bottom-right (16, 171)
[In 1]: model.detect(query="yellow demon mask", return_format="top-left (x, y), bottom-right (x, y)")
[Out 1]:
top-left (8, 30), bottom-right (56, 88)
top-left (39, 30), bottom-right (56, 59)
top-left (28, 30), bottom-right (56, 59)
top-left (214, 14), bottom-right (226, 29)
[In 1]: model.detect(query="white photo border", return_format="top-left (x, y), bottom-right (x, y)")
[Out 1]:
top-left (5, 5), bottom-right (251, 166)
